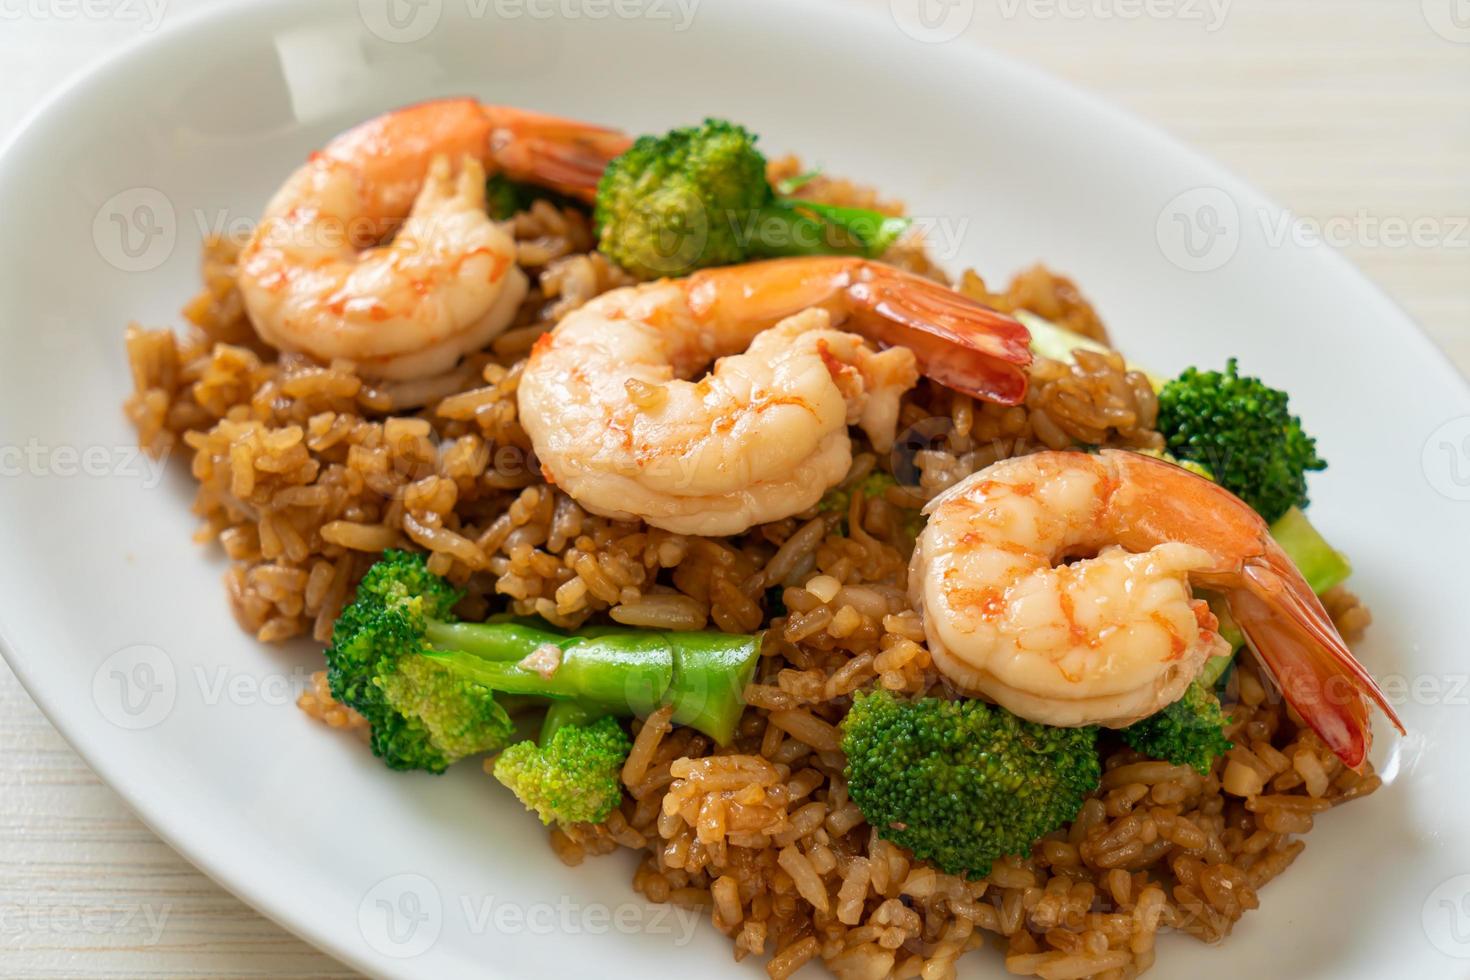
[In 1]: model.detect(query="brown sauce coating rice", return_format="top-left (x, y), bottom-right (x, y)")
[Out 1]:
top-left (124, 163), bottom-right (1381, 979)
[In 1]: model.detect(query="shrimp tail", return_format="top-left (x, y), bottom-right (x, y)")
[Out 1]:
top-left (484, 106), bottom-right (633, 203)
top-left (684, 258), bottom-right (1035, 406)
top-left (1227, 541), bottom-right (1404, 771)
top-left (847, 265), bottom-right (1033, 405)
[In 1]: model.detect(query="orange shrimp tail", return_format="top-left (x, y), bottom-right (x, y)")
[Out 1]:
top-left (1228, 542), bottom-right (1404, 772)
top-left (483, 106), bottom-right (632, 203)
top-left (848, 265), bottom-right (1033, 405)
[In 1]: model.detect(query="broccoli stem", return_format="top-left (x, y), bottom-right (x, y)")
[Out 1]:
top-left (539, 700), bottom-right (606, 742)
top-left (747, 199), bottom-right (909, 260)
top-left (420, 622), bottom-right (758, 744)
top-left (1269, 506), bottom-right (1351, 594)
top-left (663, 630), bottom-right (764, 742)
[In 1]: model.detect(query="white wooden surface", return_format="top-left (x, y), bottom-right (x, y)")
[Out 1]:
top-left (1, 1), bottom-right (1466, 976)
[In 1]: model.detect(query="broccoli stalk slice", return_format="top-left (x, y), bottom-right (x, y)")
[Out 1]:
top-left (749, 199), bottom-right (910, 260)
top-left (422, 621), bottom-right (758, 744)
top-left (326, 551), bottom-right (760, 774)
top-left (1269, 506), bottom-right (1351, 594)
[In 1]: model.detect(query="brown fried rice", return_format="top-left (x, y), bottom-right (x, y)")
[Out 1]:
top-left (125, 160), bottom-right (1379, 980)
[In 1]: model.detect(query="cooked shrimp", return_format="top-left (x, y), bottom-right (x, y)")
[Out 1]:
top-left (912, 449), bottom-right (1402, 770)
top-left (518, 257), bottom-right (1032, 536)
top-left (237, 98), bottom-right (630, 380)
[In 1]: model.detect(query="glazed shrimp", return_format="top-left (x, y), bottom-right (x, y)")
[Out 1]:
top-left (518, 257), bottom-right (1032, 536)
top-left (912, 449), bottom-right (1402, 770)
top-left (237, 98), bottom-right (630, 380)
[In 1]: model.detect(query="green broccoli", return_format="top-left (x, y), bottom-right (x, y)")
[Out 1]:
top-left (1119, 681), bottom-right (1233, 775)
top-left (841, 690), bottom-right (1101, 877)
top-left (326, 550), bottom-right (760, 773)
top-left (594, 119), bottom-right (909, 279)
top-left (1269, 505), bottom-right (1351, 594)
top-left (326, 550), bottom-right (513, 773)
top-left (1157, 358), bottom-right (1326, 522)
top-left (493, 701), bottom-right (631, 826)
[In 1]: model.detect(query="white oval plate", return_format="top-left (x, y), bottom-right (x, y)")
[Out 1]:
top-left (1, 1), bottom-right (1466, 976)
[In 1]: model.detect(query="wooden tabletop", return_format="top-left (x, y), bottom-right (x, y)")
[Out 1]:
top-left (1, 1), bottom-right (1465, 976)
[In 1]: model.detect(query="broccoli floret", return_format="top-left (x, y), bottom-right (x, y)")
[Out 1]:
top-left (594, 119), bottom-right (908, 279)
top-left (1157, 359), bottom-right (1325, 522)
top-left (493, 703), bottom-right (631, 827)
top-left (326, 551), bottom-right (761, 773)
top-left (1120, 681), bottom-right (1233, 775)
top-left (841, 690), bottom-right (1101, 877)
top-left (327, 551), bottom-right (513, 773)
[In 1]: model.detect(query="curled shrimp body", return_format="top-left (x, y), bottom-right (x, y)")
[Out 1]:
top-left (912, 449), bottom-right (1402, 770)
top-left (237, 98), bottom-right (630, 380)
top-left (518, 258), bottom-right (1032, 536)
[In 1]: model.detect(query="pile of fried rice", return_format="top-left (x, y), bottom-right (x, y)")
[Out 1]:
top-left (124, 158), bottom-right (1378, 980)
